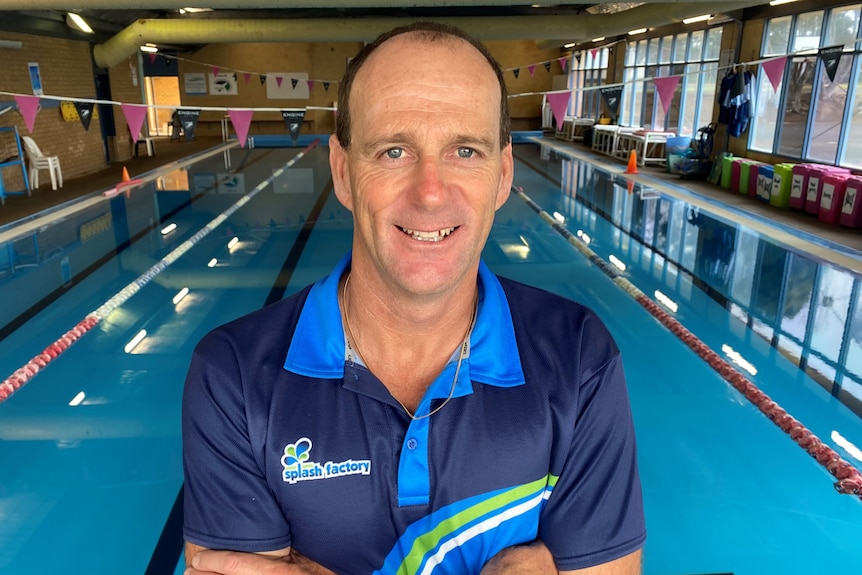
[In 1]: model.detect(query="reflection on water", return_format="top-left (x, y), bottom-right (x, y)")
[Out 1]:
top-left (553, 150), bottom-right (862, 416)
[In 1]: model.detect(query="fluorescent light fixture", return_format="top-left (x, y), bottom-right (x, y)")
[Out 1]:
top-left (553, 211), bottom-right (566, 224)
top-left (69, 391), bottom-right (86, 406)
top-left (160, 222), bottom-right (177, 235)
top-left (140, 44), bottom-right (159, 53)
top-left (769, 0), bottom-right (799, 5)
top-left (207, 258), bottom-right (218, 268)
top-left (592, 37), bottom-right (606, 43)
top-left (179, 7), bottom-right (214, 13)
top-left (721, 344), bottom-right (757, 376)
top-left (563, 42), bottom-right (576, 49)
top-left (654, 290), bottom-right (679, 312)
top-left (66, 13), bottom-right (94, 34)
top-left (683, 14), bottom-right (712, 24)
top-left (832, 430), bottom-right (862, 463)
top-left (628, 28), bottom-right (648, 35)
top-left (124, 329), bottom-right (147, 354)
top-left (227, 236), bottom-right (239, 249)
top-left (609, 255), bottom-right (627, 271)
top-left (0, 39), bottom-right (23, 49)
top-left (173, 287), bottom-right (190, 305)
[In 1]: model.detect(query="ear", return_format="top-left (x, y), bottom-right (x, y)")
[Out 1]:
top-left (329, 134), bottom-right (353, 211)
top-left (494, 141), bottom-right (514, 210)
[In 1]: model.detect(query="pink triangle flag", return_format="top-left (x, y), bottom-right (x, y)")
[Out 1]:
top-left (307, 79), bottom-right (314, 92)
top-left (558, 57), bottom-right (568, 71)
top-left (528, 65), bottom-right (536, 77)
top-left (276, 76), bottom-right (284, 88)
top-left (590, 49), bottom-right (599, 61)
top-left (148, 53), bottom-right (157, 64)
top-left (762, 56), bottom-right (787, 92)
top-left (243, 72), bottom-right (252, 84)
top-left (120, 104), bottom-right (148, 143)
top-left (653, 75), bottom-right (681, 114)
top-left (14, 95), bottom-right (41, 133)
top-left (546, 92), bottom-right (572, 130)
top-left (228, 109), bottom-right (253, 148)
top-left (211, 66), bottom-right (220, 77)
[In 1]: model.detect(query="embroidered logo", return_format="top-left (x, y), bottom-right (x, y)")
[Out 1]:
top-left (281, 437), bottom-right (372, 484)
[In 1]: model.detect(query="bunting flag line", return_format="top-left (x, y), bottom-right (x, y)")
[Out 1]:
top-left (260, 74), bottom-right (267, 85)
top-left (546, 92), bottom-right (571, 130)
top-left (243, 72), bottom-right (252, 84)
top-left (14, 95), bottom-right (41, 133)
top-left (176, 108), bottom-right (201, 142)
top-left (74, 101), bottom-right (94, 131)
top-left (544, 62), bottom-right (551, 73)
top-left (228, 109), bottom-right (253, 148)
top-left (761, 56), bottom-right (787, 92)
top-left (599, 86), bottom-right (623, 118)
top-left (282, 108), bottom-right (306, 143)
top-left (211, 66), bottom-right (220, 78)
top-left (513, 68), bottom-right (520, 79)
top-left (275, 76), bottom-right (284, 88)
top-left (528, 65), bottom-right (536, 77)
top-left (307, 79), bottom-right (314, 92)
top-left (819, 45), bottom-right (844, 83)
top-left (148, 53), bottom-right (158, 65)
top-left (559, 57), bottom-right (568, 72)
top-left (323, 82), bottom-right (331, 92)
top-left (653, 75), bottom-right (681, 114)
top-left (291, 78), bottom-right (299, 89)
top-left (120, 103), bottom-right (148, 143)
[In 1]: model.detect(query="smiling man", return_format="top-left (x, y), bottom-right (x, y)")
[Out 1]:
top-left (183, 22), bottom-right (645, 575)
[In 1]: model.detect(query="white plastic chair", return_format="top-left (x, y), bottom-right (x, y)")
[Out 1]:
top-left (22, 135), bottom-right (63, 191)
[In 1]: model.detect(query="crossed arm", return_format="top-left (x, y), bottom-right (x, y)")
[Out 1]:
top-left (183, 541), bottom-right (642, 575)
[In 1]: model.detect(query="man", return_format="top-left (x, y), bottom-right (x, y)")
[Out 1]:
top-left (183, 22), bottom-right (645, 575)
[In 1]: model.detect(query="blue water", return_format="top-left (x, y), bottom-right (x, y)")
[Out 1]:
top-left (0, 140), bottom-right (860, 574)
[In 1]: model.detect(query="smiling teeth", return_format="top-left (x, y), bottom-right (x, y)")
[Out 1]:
top-left (401, 227), bottom-right (455, 242)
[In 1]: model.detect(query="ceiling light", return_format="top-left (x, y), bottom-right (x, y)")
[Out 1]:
top-left (682, 14), bottom-right (712, 24)
top-left (66, 13), bottom-right (94, 34)
top-left (0, 39), bottom-right (23, 49)
top-left (628, 28), bottom-right (648, 36)
top-left (140, 44), bottom-right (159, 53)
top-left (563, 42), bottom-right (576, 49)
top-left (179, 7), bottom-right (214, 13)
top-left (769, 0), bottom-right (799, 5)
top-left (592, 37), bottom-right (606, 43)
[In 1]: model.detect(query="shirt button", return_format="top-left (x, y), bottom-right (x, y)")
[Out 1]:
top-left (406, 438), bottom-right (418, 450)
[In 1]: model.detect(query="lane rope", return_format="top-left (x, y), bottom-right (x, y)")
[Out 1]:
top-left (0, 139), bottom-right (320, 404)
top-left (514, 185), bottom-right (862, 500)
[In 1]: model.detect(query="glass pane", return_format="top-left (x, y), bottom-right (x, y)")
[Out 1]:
top-left (793, 11), bottom-right (824, 53)
top-left (632, 67), bottom-right (646, 126)
top-left (674, 33), bottom-right (688, 62)
top-left (704, 27), bottom-right (723, 60)
top-left (660, 35), bottom-right (673, 64)
top-left (806, 354), bottom-right (837, 392)
top-left (751, 66), bottom-right (782, 152)
top-left (840, 57), bottom-right (862, 168)
top-left (682, 63), bottom-right (699, 136)
top-left (837, 378), bottom-right (862, 417)
top-left (731, 230), bottom-right (759, 307)
top-left (808, 55), bottom-right (852, 163)
top-left (636, 40), bottom-right (647, 66)
top-left (689, 30), bottom-right (704, 60)
top-left (643, 67), bottom-right (657, 129)
top-left (648, 37), bottom-right (660, 65)
top-left (625, 41), bottom-right (636, 67)
top-left (777, 56), bottom-right (815, 157)
top-left (810, 265), bottom-right (853, 362)
top-left (622, 68), bottom-right (634, 126)
top-left (825, 4), bottom-right (861, 48)
top-left (764, 15), bottom-right (792, 56)
top-left (780, 254), bottom-right (817, 341)
top-left (698, 62), bottom-right (719, 131)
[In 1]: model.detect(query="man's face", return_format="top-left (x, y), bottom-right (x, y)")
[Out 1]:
top-left (330, 34), bottom-right (513, 299)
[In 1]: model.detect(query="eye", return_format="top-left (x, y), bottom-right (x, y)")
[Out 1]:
top-left (456, 147), bottom-right (474, 158)
top-left (385, 148), bottom-right (404, 159)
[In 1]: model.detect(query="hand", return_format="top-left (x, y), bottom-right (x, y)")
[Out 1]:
top-left (185, 549), bottom-right (337, 575)
top-left (480, 541), bottom-right (557, 575)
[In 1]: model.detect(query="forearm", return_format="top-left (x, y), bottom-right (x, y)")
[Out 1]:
top-left (480, 541), bottom-right (558, 575)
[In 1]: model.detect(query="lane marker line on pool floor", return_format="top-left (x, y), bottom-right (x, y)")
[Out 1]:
top-left (514, 185), bottom-right (862, 500)
top-left (0, 140), bottom-right (320, 405)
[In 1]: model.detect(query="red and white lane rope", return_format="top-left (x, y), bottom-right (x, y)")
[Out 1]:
top-left (0, 139), bottom-right (319, 405)
top-left (515, 186), bottom-right (862, 500)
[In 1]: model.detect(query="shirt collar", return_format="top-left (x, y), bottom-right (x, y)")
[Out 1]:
top-left (284, 252), bottom-right (525, 387)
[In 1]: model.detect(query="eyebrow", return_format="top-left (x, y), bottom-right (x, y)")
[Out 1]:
top-left (360, 133), bottom-right (497, 155)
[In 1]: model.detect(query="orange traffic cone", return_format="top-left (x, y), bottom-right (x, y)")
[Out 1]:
top-left (625, 149), bottom-right (638, 174)
top-left (121, 166), bottom-right (131, 182)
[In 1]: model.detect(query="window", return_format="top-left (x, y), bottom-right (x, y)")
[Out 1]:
top-left (568, 48), bottom-right (609, 119)
top-left (621, 26), bottom-right (722, 135)
top-left (750, 5), bottom-right (862, 168)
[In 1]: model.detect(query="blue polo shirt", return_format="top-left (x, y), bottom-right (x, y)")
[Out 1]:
top-left (183, 254), bottom-right (645, 573)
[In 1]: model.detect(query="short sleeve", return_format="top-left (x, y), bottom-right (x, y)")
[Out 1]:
top-left (182, 331), bottom-right (292, 552)
top-left (539, 353), bottom-right (646, 570)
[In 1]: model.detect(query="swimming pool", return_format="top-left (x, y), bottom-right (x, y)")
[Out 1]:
top-left (0, 138), bottom-right (860, 574)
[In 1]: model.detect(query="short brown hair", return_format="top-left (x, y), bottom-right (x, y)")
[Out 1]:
top-left (335, 22), bottom-right (511, 150)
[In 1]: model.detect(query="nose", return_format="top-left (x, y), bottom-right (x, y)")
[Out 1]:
top-left (410, 156), bottom-right (447, 208)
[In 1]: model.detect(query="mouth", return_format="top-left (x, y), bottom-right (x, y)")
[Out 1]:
top-left (398, 226), bottom-right (458, 242)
